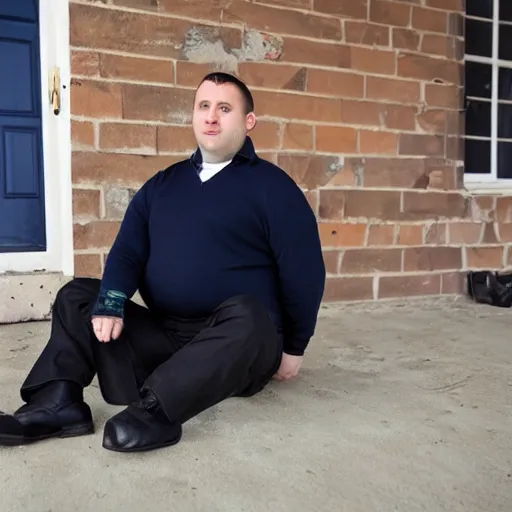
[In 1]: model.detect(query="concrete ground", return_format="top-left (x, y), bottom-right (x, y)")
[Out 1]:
top-left (0, 297), bottom-right (511, 512)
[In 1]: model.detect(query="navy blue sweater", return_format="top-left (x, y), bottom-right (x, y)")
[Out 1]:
top-left (94, 137), bottom-right (326, 355)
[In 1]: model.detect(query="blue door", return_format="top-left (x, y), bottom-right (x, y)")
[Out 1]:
top-left (0, 0), bottom-right (45, 252)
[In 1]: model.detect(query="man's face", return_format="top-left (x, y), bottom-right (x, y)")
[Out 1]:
top-left (192, 80), bottom-right (256, 163)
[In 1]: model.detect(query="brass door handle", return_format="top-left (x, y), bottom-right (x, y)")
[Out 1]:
top-left (49, 67), bottom-right (61, 115)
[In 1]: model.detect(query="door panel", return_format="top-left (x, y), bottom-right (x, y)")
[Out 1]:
top-left (0, 0), bottom-right (46, 252)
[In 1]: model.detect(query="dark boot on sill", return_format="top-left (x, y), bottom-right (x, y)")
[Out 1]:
top-left (0, 380), bottom-right (94, 446)
top-left (102, 388), bottom-right (182, 453)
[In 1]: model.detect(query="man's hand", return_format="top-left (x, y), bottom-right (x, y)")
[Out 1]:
top-left (91, 316), bottom-right (124, 343)
top-left (273, 353), bottom-right (303, 381)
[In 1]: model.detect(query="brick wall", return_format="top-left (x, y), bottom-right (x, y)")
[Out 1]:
top-left (69, 0), bottom-right (512, 302)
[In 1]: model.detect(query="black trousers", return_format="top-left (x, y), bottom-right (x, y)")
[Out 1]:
top-left (20, 278), bottom-right (283, 425)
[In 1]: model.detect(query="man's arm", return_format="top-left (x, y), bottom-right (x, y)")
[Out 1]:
top-left (91, 171), bottom-right (162, 320)
top-left (264, 172), bottom-right (326, 357)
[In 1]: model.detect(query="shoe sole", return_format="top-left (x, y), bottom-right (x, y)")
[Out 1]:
top-left (102, 435), bottom-right (181, 453)
top-left (0, 423), bottom-right (94, 447)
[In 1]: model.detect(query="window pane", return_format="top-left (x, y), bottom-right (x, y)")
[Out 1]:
top-left (464, 138), bottom-right (491, 174)
top-left (499, 23), bottom-right (512, 60)
top-left (498, 141), bottom-right (512, 178)
top-left (465, 61), bottom-right (492, 98)
top-left (467, 0), bottom-right (493, 19)
top-left (465, 18), bottom-right (493, 57)
top-left (500, 0), bottom-right (512, 23)
top-left (466, 100), bottom-right (491, 137)
top-left (498, 103), bottom-right (512, 139)
top-left (499, 67), bottom-right (512, 100)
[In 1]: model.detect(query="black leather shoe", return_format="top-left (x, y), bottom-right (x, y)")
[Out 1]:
top-left (102, 390), bottom-right (181, 453)
top-left (0, 381), bottom-right (94, 446)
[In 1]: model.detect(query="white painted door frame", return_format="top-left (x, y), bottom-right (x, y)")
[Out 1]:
top-left (0, 0), bottom-right (73, 276)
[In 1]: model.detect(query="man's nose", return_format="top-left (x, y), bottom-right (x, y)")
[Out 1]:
top-left (206, 108), bottom-right (218, 123)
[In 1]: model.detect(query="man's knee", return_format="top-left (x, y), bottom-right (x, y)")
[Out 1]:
top-left (54, 277), bottom-right (101, 309)
top-left (214, 294), bottom-right (273, 332)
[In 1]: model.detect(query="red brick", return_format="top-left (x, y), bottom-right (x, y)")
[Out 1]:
top-left (481, 222), bottom-right (499, 244)
top-left (341, 100), bottom-right (382, 126)
top-left (158, 0), bottom-right (224, 21)
top-left (71, 51), bottom-right (99, 76)
top-left (466, 247), bottom-right (504, 269)
top-left (402, 191), bottom-right (468, 220)
top-left (341, 248), bottom-right (402, 273)
top-left (359, 130), bottom-right (398, 155)
top-left (307, 69), bottom-right (364, 98)
top-left (71, 121), bottom-right (95, 147)
top-left (72, 189), bottom-right (101, 218)
top-left (351, 47), bottom-right (396, 75)
top-left (73, 221), bottom-right (121, 250)
top-left (316, 126), bottom-right (358, 153)
top-left (393, 28), bottom-right (420, 51)
top-left (441, 272), bottom-right (464, 294)
top-left (278, 154), bottom-right (345, 188)
top-left (426, 0), bottom-right (463, 11)
top-left (320, 190), bottom-right (401, 221)
top-left (422, 34), bottom-right (459, 59)
top-left (223, 1), bottom-right (342, 40)
top-left (314, 0), bottom-right (367, 19)
top-left (367, 224), bottom-right (395, 246)
top-left (113, 0), bottom-right (160, 9)
top-left (156, 126), bottom-right (197, 153)
top-left (412, 6), bottom-right (448, 33)
top-left (426, 83), bottom-right (462, 109)
top-left (283, 124), bottom-right (313, 151)
top-left (470, 196), bottom-right (496, 222)
top-left (100, 54), bottom-right (174, 83)
top-left (497, 223), bottom-right (512, 242)
top-left (100, 123), bottom-right (157, 154)
top-left (424, 223), bottom-right (447, 244)
top-left (397, 53), bottom-right (461, 84)
top-left (122, 85), bottom-right (195, 124)
top-left (448, 12), bottom-right (463, 36)
top-left (253, 90), bottom-right (343, 123)
top-left (350, 157), bottom-right (425, 189)
top-left (319, 223), bottom-right (367, 247)
top-left (238, 64), bottom-right (308, 91)
top-left (323, 251), bottom-right (340, 274)
top-left (427, 166), bottom-right (458, 190)
top-left (70, 79), bottom-right (122, 118)
top-left (370, 0), bottom-right (411, 27)
top-left (397, 224), bottom-right (423, 245)
top-left (416, 110), bottom-right (446, 134)
top-left (399, 134), bottom-right (444, 157)
top-left (404, 247), bottom-right (462, 271)
top-left (175, 62), bottom-right (220, 87)
top-left (379, 273), bottom-right (441, 298)
top-left (256, 0), bottom-right (311, 8)
top-left (366, 77), bottom-right (421, 103)
top-left (385, 105), bottom-right (417, 131)
top-left (74, 254), bottom-right (102, 278)
top-left (323, 277), bottom-right (374, 301)
top-left (70, 4), bottom-right (238, 58)
top-left (72, 152), bottom-right (179, 185)
top-left (282, 38), bottom-right (351, 68)
top-left (496, 197), bottom-right (512, 222)
top-left (345, 21), bottom-right (390, 46)
top-left (249, 121), bottom-right (281, 150)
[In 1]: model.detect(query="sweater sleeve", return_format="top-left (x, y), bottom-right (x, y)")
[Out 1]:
top-left (91, 172), bottom-right (162, 318)
top-left (264, 172), bottom-right (326, 356)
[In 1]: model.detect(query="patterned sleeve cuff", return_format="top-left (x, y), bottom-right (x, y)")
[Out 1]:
top-left (91, 289), bottom-right (127, 319)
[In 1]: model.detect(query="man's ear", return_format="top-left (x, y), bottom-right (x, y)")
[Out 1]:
top-left (246, 112), bottom-right (257, 132)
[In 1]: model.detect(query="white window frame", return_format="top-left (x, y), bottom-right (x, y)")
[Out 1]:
top-left (464, 0), bottom-right (512, 188)
top-left (0, 0), bottom-right (74, 275)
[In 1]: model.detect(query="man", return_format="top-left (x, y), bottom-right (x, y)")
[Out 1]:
top-left (0, 72), bottom-right (326, 452)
